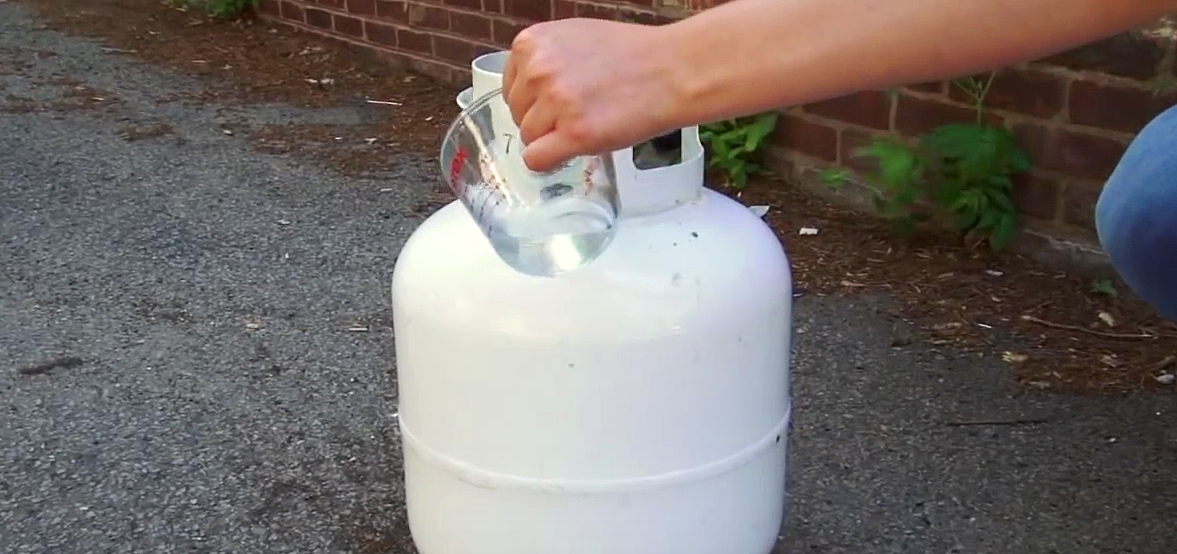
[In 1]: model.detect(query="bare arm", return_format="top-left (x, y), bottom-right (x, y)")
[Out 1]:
top-left (504, 0), bottom-right (1177, 171)
top-left (664, 0), bottom-right (1177, 128)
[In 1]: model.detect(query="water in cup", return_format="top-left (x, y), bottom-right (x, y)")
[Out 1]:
top-left (440, 89), bottom-right (621, 277)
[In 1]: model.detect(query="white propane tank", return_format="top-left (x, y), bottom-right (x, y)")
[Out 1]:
top-left (391, 118), bottom-right (794, 553)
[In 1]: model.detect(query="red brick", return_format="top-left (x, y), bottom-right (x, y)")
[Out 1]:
top-left (258, 0), bottom-right (281, 17)
top-left (316, 0), bottom-right (346, 8)
top-left (405, 57), bottom-right (459, 84)
top-left (279, 0), bottom-right (304, 21)
top-left (492, 18), bottom-right (528, 46)
top-left (365, 20), bottom-right (398, 46)
top-left (803, 91), bottom-right (891, 131)
top-left (905, 81), bottom-right (944, 94)
top-left (1013, 123), bottom-right (1127, 181)
top-left (773, 113), bottom-right (838, 162)
top-left (894, 94), bottom-right (997, 136)
top-left (1038, 32), bottom-right (1165, 80)
top-left (451, 12), bottom-right (493, 41)
top-left (1010, 173), bottom-right (1061, 221)
top-left (485, 0), bottom-right (503, 12)
top-left (434, 35), bottom-right (479, 64)
top-left (577, 2), bottom-right (618, 19)
top-left (838, 127), bottom-right (880, 172)
top-left (443, 0), bottom-right (482, 10)
top-left (347, 0), bottom-right (377, 15)
top-left (949, 68), bottom-right (1066, 119)
top-left (617, 9), bottom-right (667, 25)
top-left (305, 8), bottom-right (333, 29)
top-left (1061, 180), bottom-right (1103, 230)
top-left (397, 28), bottom-right (433, 54)
top-left (553, 0), bottom-right (575, 18)
top-left (407, 4), bottom-right (449, 30)
top-left (474, 43), bottom-right (500, 58)
top-left (503, 0), bottom-right (550, 21)
top-left (375, 0), bottom-right (407, 21)
top-left (334, 14), bottom-right (365, 37)
top-left (1068, 79), bottom-right (1177, 134)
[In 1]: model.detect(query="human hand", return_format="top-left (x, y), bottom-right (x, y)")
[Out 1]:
top-left (502, 18), bottom-right (684, 172)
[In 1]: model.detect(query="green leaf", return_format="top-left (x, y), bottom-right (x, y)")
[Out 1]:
top-left (983, 174), bottom-right (1013, 191)
top-left (744, 113), bottom-right (779, 150)
top-left (922, 124), bottom-right (986, 158)
top-left (821, 168), bottom-right (850, 189)
top-left (868, 141), bottom-right (920, 190)
top-left (984, 186), bottom-right (1015, 212)
top-left (976, 209), bottom-right (998, 230)
top-left (990, 212), bottom-right (1018, 251)
top-left (1091, 279), bottom-right (1118, 298)
top-left (954, 211), bottom-right (979, 230)
top-left (949, 191), bottom-right (974, 213)
top-left (894, 186), bottom-right (919, 207)
top-left (732, 170), bottom-right (748, 190)
top-left (1007, 147), bottom-right (1032, 173)
top-left (711, 137), bottom-right (730, 159)
top-left (719, 128), bottom-right (744, 143)
top-left (931, 177), bottom-right (964, 208)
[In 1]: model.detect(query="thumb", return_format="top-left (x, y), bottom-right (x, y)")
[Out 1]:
top-left (522, 130), bottom-right (582, 174)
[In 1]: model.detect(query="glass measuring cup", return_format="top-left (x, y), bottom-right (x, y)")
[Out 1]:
top-left (440, 88), bottom-right (621, 277)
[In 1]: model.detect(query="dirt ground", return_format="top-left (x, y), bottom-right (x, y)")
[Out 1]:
top-left (12, 0), bottom-right (1177, 395)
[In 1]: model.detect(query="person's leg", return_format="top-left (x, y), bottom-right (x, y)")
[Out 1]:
top-left (1095, 103), bottom-right (1177, 322)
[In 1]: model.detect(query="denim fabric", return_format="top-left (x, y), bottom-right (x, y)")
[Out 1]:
top-left (1095, 103), bottom-right (1177, 322)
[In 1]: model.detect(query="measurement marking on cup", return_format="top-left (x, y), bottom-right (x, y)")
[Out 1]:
top-left (582, 157), bottom-right (600, 194)
top-left (449, 146), bottom-right (469, 191)
top-left (503, 133), bottom-right (515, 154)
top-left (463, 150), bottom-right (507, 236)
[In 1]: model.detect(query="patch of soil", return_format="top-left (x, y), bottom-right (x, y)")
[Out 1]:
top-left (245, 122), bottom-right (440, 179)
top-left (734, 176), bottom-right (1177, 394)
top-left (15, 0), bottom-right (458, 155)
top-left (1, 84), bottom-right (119, 113)
top-left (1, 93), bottom-right (37, 113)
top-left (117, 122), bottom-right (174, 141)
top-left (12, 0), bottom-right (1176, 395)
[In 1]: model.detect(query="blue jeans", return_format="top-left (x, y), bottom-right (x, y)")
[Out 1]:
top-left (1095, 103), bottom-right (1177, 322)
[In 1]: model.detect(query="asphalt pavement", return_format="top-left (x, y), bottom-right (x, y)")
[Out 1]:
top-left (2, 4), bottom-right (1176, 553)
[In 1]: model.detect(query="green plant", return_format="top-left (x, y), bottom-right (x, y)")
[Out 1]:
top-left (1091, 278), bottom-right (1119, 298)
top-left (169, 0), bottom-right (260, 18)
top-left (834, 73), bottom-right (1031, 251)
top-left (819, 167), bottom-right (851, 191)
top-left (700, 112), bottom-right (778, 190)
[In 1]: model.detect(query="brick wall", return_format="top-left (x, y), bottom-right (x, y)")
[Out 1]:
top-left (258, 0), bottom-right (1177, 253)
top-left (257, 0), bottom-right (677, 85)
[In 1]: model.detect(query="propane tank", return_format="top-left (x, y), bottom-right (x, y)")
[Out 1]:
top-left (391, 53), bottom-right (792, 554)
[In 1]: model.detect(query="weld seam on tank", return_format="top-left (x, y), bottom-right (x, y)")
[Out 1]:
top-left (398, 405), bottom-right (790, 494)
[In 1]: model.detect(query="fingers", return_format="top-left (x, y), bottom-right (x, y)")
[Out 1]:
top-left (522, 126), bottom-right (583, 173)
top-left (501, 52), bottom-right (518, 104)
top-left (504, 26), bottom-right (538, 124)
top-left (506, 71), bottom-right (538, 130)
top-left (500, 24), bottom-right (589, 172)
top-left (516, 95), bottom-right (556, 147)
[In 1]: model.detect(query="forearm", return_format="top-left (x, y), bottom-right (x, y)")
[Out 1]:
top-left (660, 0), bottom-right (1177, 126)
